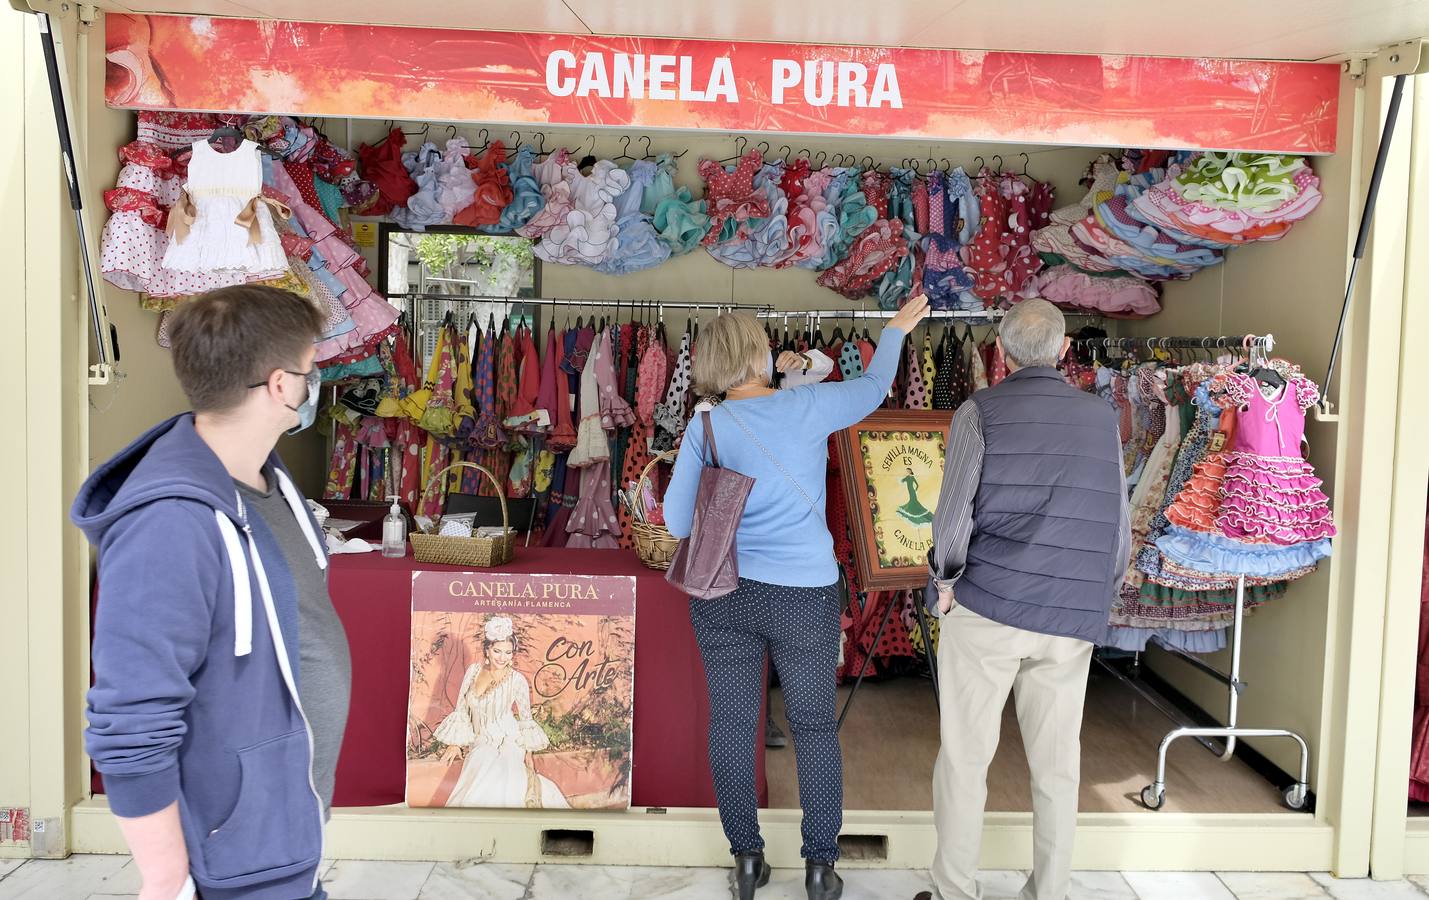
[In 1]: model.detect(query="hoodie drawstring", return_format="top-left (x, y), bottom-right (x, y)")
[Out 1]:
top-left (214, 509), bottom-right (254, 658)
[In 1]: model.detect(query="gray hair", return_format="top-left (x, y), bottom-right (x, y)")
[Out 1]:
top-left (998, 299), bottom-right (1067, 368)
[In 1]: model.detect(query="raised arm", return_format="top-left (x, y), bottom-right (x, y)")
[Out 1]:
top-left (806, 294), bottom-right (930, 433)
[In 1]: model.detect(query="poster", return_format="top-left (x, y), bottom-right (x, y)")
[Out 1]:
top-left (104, 14), bottom-right (1339, 154)
top-left (837, 410), bottom-right (954, 591)
top-left (406, 571), bottom-right (636, 810)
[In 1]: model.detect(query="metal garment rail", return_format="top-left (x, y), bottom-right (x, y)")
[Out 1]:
top-left (396, 293), bottom-right (773, 314)
top-left (1088, 330), bottom-right (1309, 811)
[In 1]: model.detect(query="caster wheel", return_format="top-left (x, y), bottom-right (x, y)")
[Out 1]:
top-left (1141, 784), bottom-right (1166, 810)
top-left (1283, 783), bottom-right (1309, 810)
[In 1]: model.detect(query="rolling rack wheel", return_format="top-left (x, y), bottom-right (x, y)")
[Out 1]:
top-left (1283, 783), bottom-right (1309, 811)
top-left (1140, 783), bottom-right (1166, 811)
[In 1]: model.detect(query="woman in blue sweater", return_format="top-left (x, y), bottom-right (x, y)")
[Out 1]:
top-left (664, 294), bottom-right (929, 900)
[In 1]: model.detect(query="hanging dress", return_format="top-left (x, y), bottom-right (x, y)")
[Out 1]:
top-left (453, 140), bottom-right (513, 228)
top-left (699, 150), bottom-right (769, 246)
top-left (641, 154), bottom-right (711, 255)
top-left (536, 160), bottom-right (630, 266)
top-left (594, 161), bottom-right (671, 275)
top-left (390, 142), bottom-right (448, 231)
top-left (566, 330), bottom-right (624, 549)
top-left (922, 168), bottom-right (981, 310)
top-left (162, 140), bottom-right (288, 276)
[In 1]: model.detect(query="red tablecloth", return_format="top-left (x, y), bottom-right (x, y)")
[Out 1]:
top-left (327, 547), bottom-right (766, 810)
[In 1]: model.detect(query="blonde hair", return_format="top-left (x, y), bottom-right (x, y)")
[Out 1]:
top-left (692, 313), bottom-right (770, 395)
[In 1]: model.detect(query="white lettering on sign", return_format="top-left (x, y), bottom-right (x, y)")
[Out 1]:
top-left (546, 49), bottom-right (577, 96)
top-left (770, 59), bottom-right (904, 109)
top-left (543, 51), bottom-right (900, 108)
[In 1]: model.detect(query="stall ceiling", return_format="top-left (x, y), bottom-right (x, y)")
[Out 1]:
top-left (90, 0), bottom-right (1429, 61)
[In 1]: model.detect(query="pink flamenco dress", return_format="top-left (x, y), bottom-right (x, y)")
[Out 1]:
top-left (1156, 372), bottom-right (1334, 580)
top-left (566, 329), bottom-right (628, 549)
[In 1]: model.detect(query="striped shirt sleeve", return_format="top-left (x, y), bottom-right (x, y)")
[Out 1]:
top-left (926, 401), bottom-right (984, 595)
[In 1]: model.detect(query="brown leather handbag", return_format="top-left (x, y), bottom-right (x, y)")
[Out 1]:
top-left (665, 410), bottom-right (754, 600)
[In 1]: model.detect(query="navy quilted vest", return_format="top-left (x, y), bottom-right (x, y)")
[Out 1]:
top-left (956, 367), bottom-right (1124, 643)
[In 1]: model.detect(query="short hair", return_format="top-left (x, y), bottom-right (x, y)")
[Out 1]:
top-left (167, 285), bottom-right (326, 413)
top-left (998, 299), bottom-right (1067, 368)
top-left (692, 313), bottom-right (769, 395)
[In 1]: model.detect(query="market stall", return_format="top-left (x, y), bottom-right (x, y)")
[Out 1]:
top-left (6, 1), bottom-right (1427, 879)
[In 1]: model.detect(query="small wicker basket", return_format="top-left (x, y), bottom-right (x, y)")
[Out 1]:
top-left (629, 450), bottom-right (680, 571)
top-left (409, 462), bottom-right (515, 568)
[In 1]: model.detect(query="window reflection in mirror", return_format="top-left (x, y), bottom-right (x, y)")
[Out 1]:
top-left (381, 225), bottom-right (540, 363)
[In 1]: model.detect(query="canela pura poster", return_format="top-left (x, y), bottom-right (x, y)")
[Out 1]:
top-left (406, 571), bottom-right (636, 810)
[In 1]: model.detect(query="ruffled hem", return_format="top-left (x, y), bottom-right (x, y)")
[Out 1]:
top-left (600, 395), bottom-right (638, 431)
top-left (568, 415), bottom-right (611, 469)
top-left (1155, 526), bottom-right (1331, 578)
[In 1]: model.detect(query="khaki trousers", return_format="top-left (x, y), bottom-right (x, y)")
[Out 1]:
top-left (930, 604), bottom-right (1093, 900)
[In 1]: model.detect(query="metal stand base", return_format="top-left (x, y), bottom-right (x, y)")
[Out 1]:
top-left (1134, 574), bottom-right (1311, 811)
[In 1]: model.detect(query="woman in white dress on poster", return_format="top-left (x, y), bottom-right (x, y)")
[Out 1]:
top-left (435, 616), bottom-right (570, 809)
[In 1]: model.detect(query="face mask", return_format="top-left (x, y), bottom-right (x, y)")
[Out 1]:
top-left (284, 368), bottom-right (321, 435)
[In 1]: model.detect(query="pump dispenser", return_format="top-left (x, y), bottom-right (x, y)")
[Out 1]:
top-left (382, 495), bottom-right (407, 558)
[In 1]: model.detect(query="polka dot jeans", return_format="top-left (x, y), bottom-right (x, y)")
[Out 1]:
top-left (690, 578), bottom-right (843, 864)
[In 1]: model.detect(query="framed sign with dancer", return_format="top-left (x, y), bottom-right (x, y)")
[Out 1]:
top-left (836, 410), bottom-right (955, 591)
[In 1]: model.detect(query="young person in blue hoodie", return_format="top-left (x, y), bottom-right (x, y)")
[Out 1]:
top-left (73, 285), bottom-right (350, 900)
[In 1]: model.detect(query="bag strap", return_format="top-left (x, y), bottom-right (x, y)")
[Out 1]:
top-left (721, 406), bottom-right (824, 523)
top-left (701, 409), bottom-right (720, 468)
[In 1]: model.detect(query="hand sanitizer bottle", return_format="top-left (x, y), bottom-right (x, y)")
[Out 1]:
top-left (382, 495), bottom-right (407, 558)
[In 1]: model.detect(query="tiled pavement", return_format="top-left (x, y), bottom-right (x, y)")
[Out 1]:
top-left (6, 855), bottom-right (1429, 899)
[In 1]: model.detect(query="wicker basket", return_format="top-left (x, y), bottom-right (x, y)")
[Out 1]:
top-left (410, 462), bottom-right (515, 568)
top-left (629, 451), bottom-right (680, 571)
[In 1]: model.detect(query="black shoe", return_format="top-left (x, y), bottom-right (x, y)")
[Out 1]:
top-left (765, 716), bottom-right (789, 748)
top-left (806, 861), bottom-right (843, 900)
top-left (731, 851), bottom-right (771, 900)
top-left (913, 893), bottom-right (933, 900)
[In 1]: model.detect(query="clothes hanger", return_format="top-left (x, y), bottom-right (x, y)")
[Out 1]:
top-left (576, 135), bottom-right (597, 171)
top-left (640, 136), bottom-right (655, 161)
top-left (720, 136), bottom-right (750, 165)
top-left (614, 136), bottom-right (637, 163)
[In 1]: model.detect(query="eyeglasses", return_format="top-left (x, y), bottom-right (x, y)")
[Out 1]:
top-left (247, 368), bottom-right (319, 391)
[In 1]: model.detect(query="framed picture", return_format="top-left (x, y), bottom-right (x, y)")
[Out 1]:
top-left (836, 410), bottom-right (955, 591)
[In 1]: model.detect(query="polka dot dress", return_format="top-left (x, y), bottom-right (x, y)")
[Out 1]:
top-left (652, 332), bottom-right (693, 452)
top-left (903, 341), bottom-right (929, 409)
top-left (689, 577), bottom-right (844, 864)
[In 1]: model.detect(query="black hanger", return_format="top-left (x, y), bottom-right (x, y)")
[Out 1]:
top-left (640, 136), bottom-right (655, 160)
top-left (614, 136), bottom-right (637, 163)
top-left (720, 136), bottom-right (750, 165)
top-left (577, 135), bottom-right (597, 171)
top-left (207, 123), bottom-right (244, 149)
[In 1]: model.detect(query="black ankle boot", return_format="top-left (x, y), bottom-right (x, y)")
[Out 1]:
top-left (805, 861), bottom-right (843, 900)
top-left (731, 851), bottom-right (771, 900)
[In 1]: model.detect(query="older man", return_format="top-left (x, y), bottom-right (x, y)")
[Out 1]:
top-left (914, 299), bottom-right (1129, 900)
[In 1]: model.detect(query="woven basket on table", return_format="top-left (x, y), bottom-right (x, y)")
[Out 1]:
top-left (630, 450), bottom-right (679, 571)
top-left (410, 462), bottom-right (515, 568)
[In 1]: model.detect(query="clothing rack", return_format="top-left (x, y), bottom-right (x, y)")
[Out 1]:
top-left (1075, 334), bottom-right (1276, 352)
top-left (1082, 330), bottom-right (1309, 811)
top-left (396, 293), bottom-right (773, 363)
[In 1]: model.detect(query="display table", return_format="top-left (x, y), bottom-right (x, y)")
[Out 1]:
top-left (326, 547), bottom-right (766, 810)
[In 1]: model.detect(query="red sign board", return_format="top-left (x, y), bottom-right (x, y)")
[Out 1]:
top-left (105, 14), bottom-right (1340, 153)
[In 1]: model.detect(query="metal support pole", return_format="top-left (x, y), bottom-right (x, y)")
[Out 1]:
top-left (32, 11), bottom-right (118, 382)
top-left (1324, 72), bottom-right (1407, 401)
